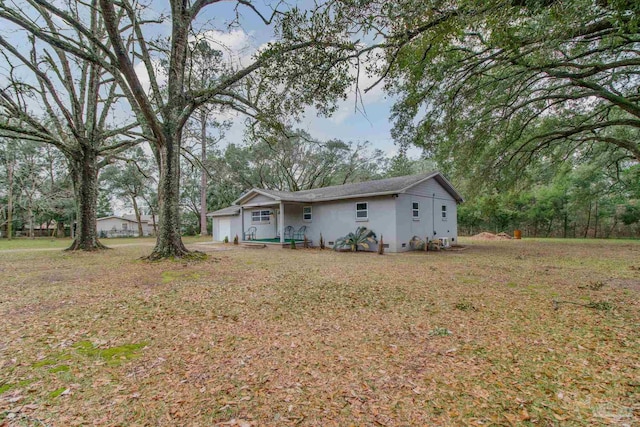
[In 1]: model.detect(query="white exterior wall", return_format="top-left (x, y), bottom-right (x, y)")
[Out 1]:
top-left (304, 196), bottom-right (397, 252)
top-left (395, 179), bottom-right (458, 251)
top-left (282, 204), bottom-right (306, 235)
top-left (243, 207), bottom-right (278, 239)
top-left (211, 215), bottom-right (242, 242)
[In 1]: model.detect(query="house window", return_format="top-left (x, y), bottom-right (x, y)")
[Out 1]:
top-left (441, 205), bottom-right (447, 220)
top-left (251, 210), bottom-right (271, 223)
top-left (356, 202), bottom-right (368, 221)
top-left (303, 206), bottom-right (312, 222)
top-left (122, 223), bottom-right (128, 230)
top-left (412, 202), bottom-right (419, 220)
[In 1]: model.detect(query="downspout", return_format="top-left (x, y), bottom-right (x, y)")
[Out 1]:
top-left (432, 193), bottom-right (436, 238)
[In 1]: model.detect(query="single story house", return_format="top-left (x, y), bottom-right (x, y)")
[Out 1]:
top-left (207, 171), bottom-right (463, 252)
top-left (96, 214), bottom-right (157, 237)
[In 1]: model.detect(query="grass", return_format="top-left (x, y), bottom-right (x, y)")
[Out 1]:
top-left (0, 238), bottom-right (638, 425)
top-left (0, 235), bottom-right (210, 250)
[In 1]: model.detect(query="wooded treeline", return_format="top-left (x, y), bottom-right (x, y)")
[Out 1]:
top-left (4, 134), bottom-right (637, 239)
top-left (456, 160), bottom-right (640, 238)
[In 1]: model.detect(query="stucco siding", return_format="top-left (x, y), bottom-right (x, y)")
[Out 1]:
top-left (283, 204), bottom-right (306, 232)
top-left (305, 196), bottom-right (396, 252)
top-left (396, 178), bottom-right (459, 249)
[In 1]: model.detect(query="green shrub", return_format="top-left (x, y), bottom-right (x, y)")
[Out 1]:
top-left (455, 301), bottom-right (477, 311)
top-left (334, 227), bottom-right (377, 252)
top-left (429, 327), bottom-right (452, 337)
top-left (586, 301), bottom-right (613, 310)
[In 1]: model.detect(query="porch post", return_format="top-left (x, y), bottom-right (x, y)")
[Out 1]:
top-left (240, 206), bottom-right (244, 241)
top-left (280, 201), bottom-right (284, 244)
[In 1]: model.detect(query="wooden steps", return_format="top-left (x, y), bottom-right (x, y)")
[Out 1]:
top-left (242, 243), bottom-right (267, 249)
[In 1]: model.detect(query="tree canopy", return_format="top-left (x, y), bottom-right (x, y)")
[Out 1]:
top-left (346, 0), bottom-right (640, 185)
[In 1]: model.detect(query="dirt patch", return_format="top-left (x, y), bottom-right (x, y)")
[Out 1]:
top-left (468, 232), bottom-right (513, 240)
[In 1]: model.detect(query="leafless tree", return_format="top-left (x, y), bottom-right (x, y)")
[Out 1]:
top-left (0, 4), bottom-right (143, 250)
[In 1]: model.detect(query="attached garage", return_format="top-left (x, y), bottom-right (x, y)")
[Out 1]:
top-left (207, 206), bottom-right (241, 242)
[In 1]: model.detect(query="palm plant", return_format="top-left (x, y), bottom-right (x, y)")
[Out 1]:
top-left (334, 227), bottom-right (377, 252)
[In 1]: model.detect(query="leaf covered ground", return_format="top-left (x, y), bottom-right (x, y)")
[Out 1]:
top-left (0, 239), bottom-right (638, 426)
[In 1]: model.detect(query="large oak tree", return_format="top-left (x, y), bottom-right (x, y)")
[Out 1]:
top-left (1, 0), bottom-right (367, 258)
top-left (341, 0), bottom-right (640, 183)
top-left (0, 4), bottom-right (142, 250)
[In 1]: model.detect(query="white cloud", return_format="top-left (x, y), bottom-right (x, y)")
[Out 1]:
top-left (133, 60), bottom-right (166, 95)
top-left (134, 61), bottom-right (151, 94)
top-left (190, 29), bottom-right (256, 67)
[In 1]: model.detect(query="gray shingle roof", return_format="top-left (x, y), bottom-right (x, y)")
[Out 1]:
top-left (207, 205), bottom-right (241, 217)
top-left (235, 171), bottom-right (463, 204)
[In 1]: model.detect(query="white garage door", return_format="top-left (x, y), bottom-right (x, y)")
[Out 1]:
top-left (218, 218), bottom-right (231, 241)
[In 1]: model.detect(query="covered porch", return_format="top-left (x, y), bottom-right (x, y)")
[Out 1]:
top-left (239, 200), bottom-right (311, 245)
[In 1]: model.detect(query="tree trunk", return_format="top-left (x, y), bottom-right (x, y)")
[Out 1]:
top-left (132, 196), bottom-right (143, 237)
top-left (56, 221), bottom-right (65, 238)
top-left (7, 161), bottom-right (13, 240)
top-left (67, 150), bottom-right (108, 251)
top-left (593, 199), bottom-right (599, 238)
top-left (151, 209), bottom-right (157, 235)
top-left (200, 109), bottom-right (208, 236)
top-left (148, 132), bottom-right (189, 259)
top-left (28, 206), bottom-right (34, 239)
top-left (606, 217), bottom-right (617, 238)
top-left (584, 202), bottom-right (591, 238)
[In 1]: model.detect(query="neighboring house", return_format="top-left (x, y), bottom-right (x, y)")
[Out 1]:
top-left (122, 214), bottom-right (158, 236)
top-left (96, 214), bottom-right (157, 237)
top-left (14, 221), bottom-right (61, 238)
top-left (207, 171), bottom-right (463, 252)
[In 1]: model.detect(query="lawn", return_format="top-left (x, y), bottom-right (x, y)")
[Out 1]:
top-left (0, 239), bottom-right (638, 425)
top-left (0, 235), bottom-right (210, 251)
